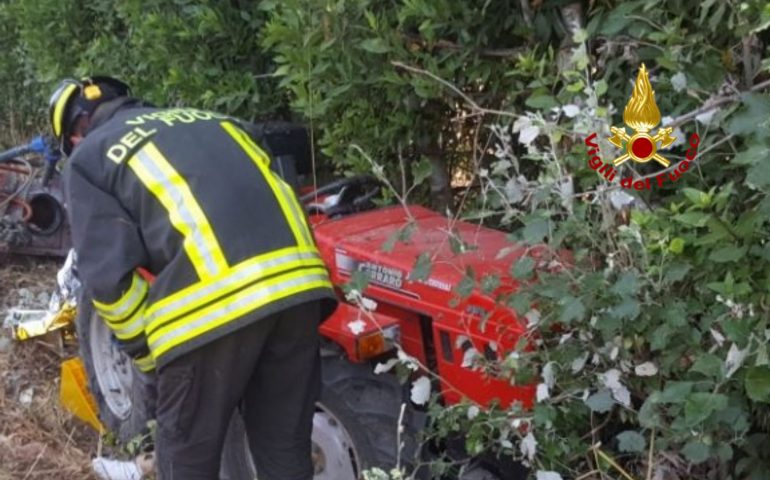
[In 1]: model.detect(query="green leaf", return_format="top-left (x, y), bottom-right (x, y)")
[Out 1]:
top-left (585, 389), bottom-right (614, 413)
top-left (650, 323), bottom-right (672, 350)
top-left (343, 269), bottom-right (370, 294)
top-left (715, 443), bottom-right (734, 463)
top-left (509, 292), bottom-right (532, 316)
top-left (359, 38), bottom-right (390, 54)
top-left (706, 271), bottom-right (753, 297)
top-left (727, 94), bottom-right (770, 137)
top-left (525, 94), bottom-right (558, 110)
top-left (732, 143), bottom-right (770, 165)
top-left (682, 440), bottom-right (711, 464)
top-left (559, 296), bottom-right (585, 323)
top-left (566, 80), bottom-right (585, 93)
top-left (669, 237), bottom-right (685, 254)
top-left (664, 262), bottom-right (691, 283)
top-left (409, 252), bottom-right (432, 281)
top-left (511, 256), bottom-right (535, 279)
top-left (382, 222), bottom-right (416, 253)
top-left (456, 274), bottom-right (475, 298)
top-left (684, 392), bottom-right (728, 426)
top-left (745, 366), bottom-right (770, 402)
top-left (723, 317), bottom-right (754, 346)
top-left (709, 246), bottom-right (747, 263)
top-left (598, 2), bottom-right (641, 35)
top-left (609, 298), bottom-right (640, 320)
top-left (638, 394), bottom-right (662, 428)
top-left (747, 160), bottom-right (770, 189)
top-left (735, 211), bottom-right (760, 238)
top-left (412, 157), bottom-right (433, 187)
top-left (572, 28), bottom-right (588, 43)
top-left (595, 79), bottom-right (608, 97)
top-left (682, 188), bottom-right (711, 207)
top-left (697, 218), bottom-right (732, 246)
top-left (658, 381), bottom-right (694, 403)
top-left (480, 274), bottom-right (500, 295)
top-left (690, 353), bottom-right (723, 379)
top-left (522, 218), bottom-right (550, 244)
top-left (616, 430), bottom-right (646, 453)
top-left (611, 271), bottom-right (638, 296)
top-left (673, 212), bottom-right (709, 227)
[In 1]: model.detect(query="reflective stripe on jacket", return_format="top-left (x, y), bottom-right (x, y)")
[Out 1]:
top-left (65, 101), bottom-right (336, 368)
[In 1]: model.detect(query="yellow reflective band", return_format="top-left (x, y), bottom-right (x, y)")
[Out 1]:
top-left (275, 176), bottom-right (314, 245)
top-left (52, 83), bottom-right (78, 137)
top-left (149, 267), bottom-right (332, 358)
top-left (128, 143), bottom-right (229, 279)
top-left (144, 246), bottom-right (324, 333)
top-left (134, 354), bottom-right (156, 373)
top-left (93, 273), bottom-right (148, 322)
top-left (220, 122), bottom-right (313, 247)
top-left (108, 304), bottom-right (147, 341)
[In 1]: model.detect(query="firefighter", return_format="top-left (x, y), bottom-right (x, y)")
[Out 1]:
top-left (49, 76), bottom-right (337, 480)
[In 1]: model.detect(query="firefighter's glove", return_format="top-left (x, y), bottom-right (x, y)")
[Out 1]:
top-left (112, 333), bottom-right (149, 360)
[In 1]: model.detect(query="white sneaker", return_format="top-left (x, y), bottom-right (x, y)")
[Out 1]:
top-left (91, 457), bottom-right (143, 480)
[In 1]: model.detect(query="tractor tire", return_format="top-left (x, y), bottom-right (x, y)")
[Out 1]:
top-left (76, 299), bottom-right (154, 443)
top-left (319, 356), bottom-right (422, 475)
top-left (222, 356), bottom-right (423, 480)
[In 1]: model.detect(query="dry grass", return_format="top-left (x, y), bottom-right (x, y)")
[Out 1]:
top-left (0, 254), bottom-right (99, 480)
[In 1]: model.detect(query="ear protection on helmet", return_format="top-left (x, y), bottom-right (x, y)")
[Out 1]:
top-left (48, 76), bottom-right (131, 155)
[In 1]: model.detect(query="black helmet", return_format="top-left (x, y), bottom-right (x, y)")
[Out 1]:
top-left (48, 76), bottom-right (130, 155)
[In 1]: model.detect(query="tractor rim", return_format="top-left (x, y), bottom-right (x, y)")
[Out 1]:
top-left (90, 313), bottom-right (133, 419)
top-left (311, 404), bottom-right (360, 480)
top-left (241, 402), bottom-right (361, 479)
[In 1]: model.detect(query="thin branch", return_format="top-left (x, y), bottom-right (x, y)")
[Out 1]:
top-left (667, 78), bottom-right (770, 128)
top-left (646, 429), bottom-right (656, 480)
top-left (575, 470), bottom-right (602, 480)
top-left (391, 61), bottom-right (520, 119)
top-left (592, 445), bottom-right (637, 480)
top-left (402, 34), bottom-right (527, 58)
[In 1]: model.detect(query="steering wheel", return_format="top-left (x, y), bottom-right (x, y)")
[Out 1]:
top-left (300, 175), bottom-right (382, 218)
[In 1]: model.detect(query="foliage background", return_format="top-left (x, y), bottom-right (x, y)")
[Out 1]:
top-left (3, 0), bottom-right (770, 478)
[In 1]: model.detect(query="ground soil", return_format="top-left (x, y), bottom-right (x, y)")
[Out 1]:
top-left (0, 254), bottom-right (99, 480)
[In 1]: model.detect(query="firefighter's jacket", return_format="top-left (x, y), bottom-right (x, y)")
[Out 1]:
top-left (64, 99), bottom-right (336, 371)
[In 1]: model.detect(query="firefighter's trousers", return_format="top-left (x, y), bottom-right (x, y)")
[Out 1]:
top-left (154, 300), bottom-right (322, 480)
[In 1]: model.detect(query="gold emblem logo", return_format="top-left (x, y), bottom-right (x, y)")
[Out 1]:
top-left (608, 64), bottom-right (676, 167)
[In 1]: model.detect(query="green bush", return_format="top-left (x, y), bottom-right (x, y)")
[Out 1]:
top-left (330, 0), bottom-right (770, 478)
top-left (0, 0), bottom-right (287, 146)
top-left (364, 1), bottom-right (770, 478)
top-left (263, 0), bottom-right (572, 210)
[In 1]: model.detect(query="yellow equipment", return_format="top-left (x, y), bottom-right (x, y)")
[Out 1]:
top-left (60, 357), bottom-right (104, 433)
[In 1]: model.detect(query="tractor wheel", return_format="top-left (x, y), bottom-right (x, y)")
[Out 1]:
top-left (76, 299), bottom-right (154, 443)
top-left (223, 356), bottom-right (423, 479)
top-left (318, 356), bottom-right (421, 475)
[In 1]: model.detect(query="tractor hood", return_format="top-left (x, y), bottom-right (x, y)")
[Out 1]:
top-left (312, 205), bottom-right (534, 300)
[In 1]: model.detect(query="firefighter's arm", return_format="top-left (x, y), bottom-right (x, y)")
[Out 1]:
top-left (64, 161), bottom-right (150, 351)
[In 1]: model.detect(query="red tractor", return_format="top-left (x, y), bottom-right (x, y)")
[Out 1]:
top-left (2, 125), bottom-right (534, 479)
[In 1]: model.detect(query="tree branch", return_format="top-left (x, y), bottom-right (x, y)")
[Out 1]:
top-left (402, 34), bottom-right (527, 59)
top-left (667, 78), bottom-right (770, 128)
top-left (391, 61), bottom-right (521, 119)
